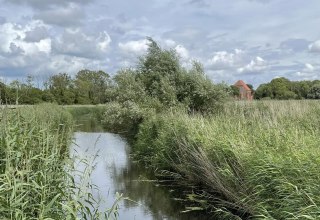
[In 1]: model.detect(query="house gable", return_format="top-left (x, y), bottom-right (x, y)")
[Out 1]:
top-left (234, 80), bottom-right (253, 100)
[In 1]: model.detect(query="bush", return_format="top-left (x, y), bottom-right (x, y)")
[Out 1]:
top-left (102, 39), bottom-right (227, 136)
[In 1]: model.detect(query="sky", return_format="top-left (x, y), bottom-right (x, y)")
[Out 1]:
top-left (0, 0), bottom-right (320, 87)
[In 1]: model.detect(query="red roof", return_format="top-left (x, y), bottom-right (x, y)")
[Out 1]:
top-left (234, 80), bottom-right (251, 91)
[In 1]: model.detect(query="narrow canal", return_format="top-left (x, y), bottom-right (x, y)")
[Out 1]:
top-left (70, 117), bottom-right (205, 220)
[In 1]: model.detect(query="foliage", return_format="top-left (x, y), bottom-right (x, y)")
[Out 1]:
top-left (102, 38), bottom-right (227, 140)
top-left (0, 70), bottom-right (111, 105)
top-left (133, 100), bottom-right (320, 219)
top-left (0, 104), bottom-right (73, 219)
top-left (255, 77), bottom-right (320, 100)
top-left (74, 69), bottom-right (111, 104)
top-left (230, 85), bottom-right (240, 96)
top-left (307, 83), bottom-right (320, 99)
top-left (47, 73), bottom-right (75, 104)
top-left (0, 104), bottom-right (123, 219)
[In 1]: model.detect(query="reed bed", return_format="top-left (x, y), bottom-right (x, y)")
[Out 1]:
top-left (0, 104), bottom-right (119, 220)
top-left (134, 100), bottom-right (320, 219)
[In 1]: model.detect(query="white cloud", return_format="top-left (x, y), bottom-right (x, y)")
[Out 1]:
top-left (305, 63), bottom-right (314, 72)
top-left (175, 44), bottom-right (189, 60)
top-left (294, 63), bottom-right (318, 80)
top-left (97, 31), bottom-right (112, 52)
top-left (237, 56), bottom-right (268, 74)
top-left (0, 21), bottom-right (51, 56)
top-left (164, 39), bottom-right (176, 47)
top-left (207, 49), bottom-right (244, 70)
top-left (35, 39), bottom-right (52, 53)
top-left (308, 40), bottom-right (320, 53)
top-left (52, 29), bottom-right (111, 59)
top-left (34, 3), bottom-right (85, 27)
top-left (295, 71), bottom-right (319, 80)
top-left (118, 39), bottom-right (149, 55)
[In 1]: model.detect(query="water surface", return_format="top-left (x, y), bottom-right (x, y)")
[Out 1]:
top-left (70, 118), bottom-right (204, 220)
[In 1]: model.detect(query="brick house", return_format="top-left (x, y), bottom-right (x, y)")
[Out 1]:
top-left (234, 80), bottom-right (253, 100)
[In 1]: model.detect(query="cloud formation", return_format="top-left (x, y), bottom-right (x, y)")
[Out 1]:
top-left (118, 39), bottom-right (149, 56)
top-left (0, 0), bottom-right (319, 86)
top-left (207, 49), bottom-right (244, 70)
top-left (34, 3), bottom-right (85, 27)
top-left (238, 57), bottom-right (268, 74)
top-left (5, 0), bottom-right (90, 9)
top-left (309, 40), bottom-right (320, 53)
top-left (175, 44), bottom-right (189, 60)
top-left (24, 26), bottom-right (49, 42)
top-left (52, 29), bottom-right (111, 59)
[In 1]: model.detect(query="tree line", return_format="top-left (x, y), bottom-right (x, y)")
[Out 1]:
top-left (1, 39), bottom-right (320, 105)
top-left (0, 70), bottom-right (111, 105)
top-left (0, 38), bottom-right (229, 108)
top-left (255, 77), bottom-right (320, 100)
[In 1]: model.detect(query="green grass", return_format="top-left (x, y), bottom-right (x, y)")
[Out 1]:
top-left (0, 104), bottom-right (121, 219)
top-left (133, 100), bottom-right (320, 219)
top-left (0, 104), bottom-right (74, 219)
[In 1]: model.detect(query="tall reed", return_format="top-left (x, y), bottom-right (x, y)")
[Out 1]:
top-left (0, 104), bottom-right (120, 219)
top-left (134, 100), bottom-right (320, 219)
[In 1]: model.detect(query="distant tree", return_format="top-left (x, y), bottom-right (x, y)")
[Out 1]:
top-left (47, 73), bottom-right (75, 104)
top-left (307, 83), bottom-right (320, 99)
top-left (0, 81), bottom-right (8, 104)
top-left (255, 83), bottom-right (273, 99)
top-left (255, 77), bottom-right (297, 100)
top-left (74, 70), bottom-right (111, 104)
top-left (137, 37), bottom-right (180, 106)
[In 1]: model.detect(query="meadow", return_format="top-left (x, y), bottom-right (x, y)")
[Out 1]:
top-left (131, 100), bottom-right (320, 219)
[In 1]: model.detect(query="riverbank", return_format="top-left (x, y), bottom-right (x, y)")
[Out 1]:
top-left (0, 104), bottom-right (75, 219)
top-left (0, 104), bottom-right (119, 219)
top-left (110, 100), bottom-right (320, 219)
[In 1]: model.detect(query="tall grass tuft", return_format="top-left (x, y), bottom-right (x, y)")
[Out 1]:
top-left (0, 104), bottom-right (121, 219)
top-left (133, 100), bottom-right (320, 219)
top-left (0, 104), bottom-right (74, 219)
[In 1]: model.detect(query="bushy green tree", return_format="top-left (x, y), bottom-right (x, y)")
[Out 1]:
top-left (47, 73), bottom-right (75, 104)
top-left (74, 70), bottom-right (111, 104)
top-left (307, 83), bottom-right (320, 99)
top-left (107, 69), bottom-right (148, 104)
top-left (255, 77), bottom-right (314, 100)
top-left (136, 38), bottom-right (226, 112)
top-left (103, 38), bottom-right (227, 137)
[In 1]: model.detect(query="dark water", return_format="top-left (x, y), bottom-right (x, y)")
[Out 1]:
top-left (70, 117), bottom-right (205, 220)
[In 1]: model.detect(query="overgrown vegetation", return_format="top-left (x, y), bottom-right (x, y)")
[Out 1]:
top-left (2, 37), bottom-right (320, 219)
top-left (0, 104), bottom-right (120, 219)
top-left (0, 104), bottom-right (73, 219)
top-left (102, 38), bottom-right (227, 139)
top-left (101, 39), bottom-right (320, 219)
top-left (132, 100), bottom-right (320, 219)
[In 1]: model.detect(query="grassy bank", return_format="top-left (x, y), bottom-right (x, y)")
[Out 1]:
top-left (0, 104), bottom-right (74, 219)
top-left (0, 104), bottom-right (117, 219)
top-left (131, 100), bottom-right (320, 219)
top-left (65, 105), bottom-right (106, 132)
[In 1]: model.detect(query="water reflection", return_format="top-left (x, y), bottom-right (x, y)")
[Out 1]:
top-left (71, 118), bottom-right (208, 220)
